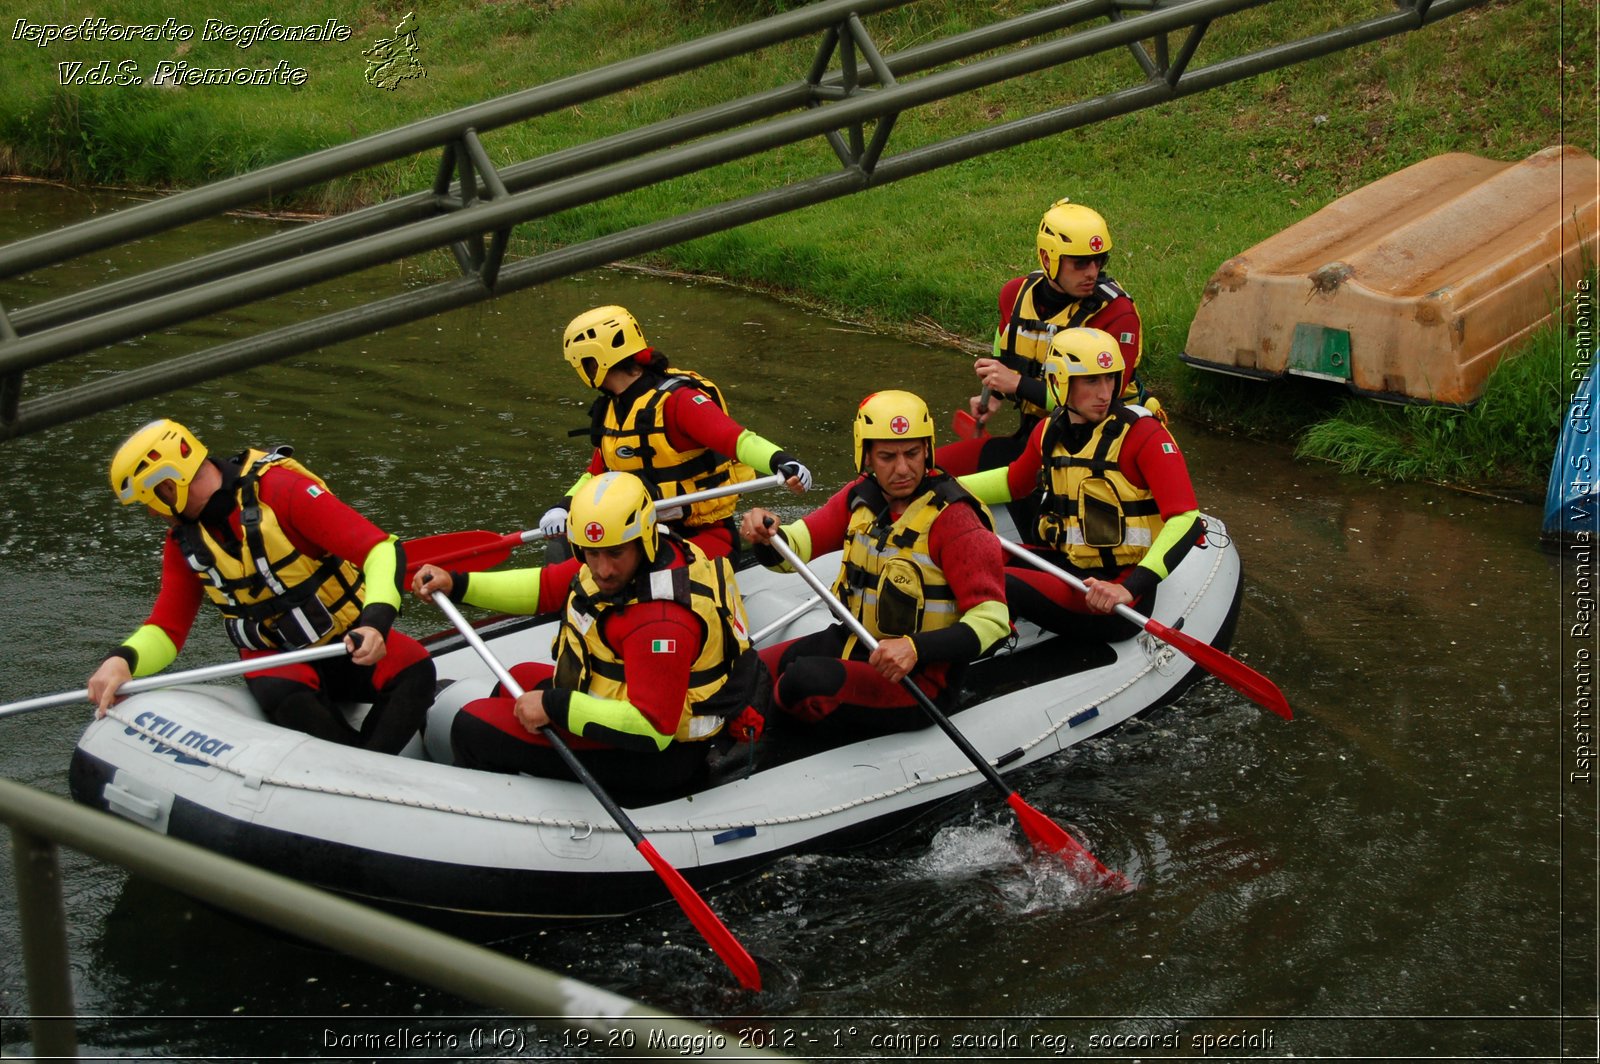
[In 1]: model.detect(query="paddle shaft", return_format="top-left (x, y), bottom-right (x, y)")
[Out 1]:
top-left (996, 537), bottom-right (1292, 720)
top-left (765, 531), bottom-right (1129, 888)
top-left (748, 594), bottom-right (821, 645)
top-left (409, 473), bottom-right (789, 574)
top-left (0, 643), bottom-right (350, 720)
top-left (430, 595), bottom-right (645, 843)
top-left (653, 473), bottom-right (786, 522)
top-left (764, 535), bottom-right (1012, 797)
top-left (430, 592), bottom-right (761, 990)
top-left (973, 385), bottom-right (994, 432)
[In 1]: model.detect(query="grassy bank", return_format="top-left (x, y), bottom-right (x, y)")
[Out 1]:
top-left (1, 0), bottom-right (1593, 495)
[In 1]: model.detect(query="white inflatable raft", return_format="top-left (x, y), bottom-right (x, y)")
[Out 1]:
top-left (69, 517), bottom-right (1243, 930)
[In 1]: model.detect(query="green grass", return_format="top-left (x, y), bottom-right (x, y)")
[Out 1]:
top-left (1293, 280), bottom-right (1589, 497)
top-left (0, 0), bottom-right (1592, 492)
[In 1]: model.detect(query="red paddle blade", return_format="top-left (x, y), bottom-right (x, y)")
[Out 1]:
top-left (636, 839), bottom-right (762, 991)
top-left (950, 409), bottom-right (988, 441)
top-left (402, 530), bottom-right (518, 582)
top-left (1143, 617), bottom-right (1293, 721)
top-left (1005, 793), bottom-right (1131, 892)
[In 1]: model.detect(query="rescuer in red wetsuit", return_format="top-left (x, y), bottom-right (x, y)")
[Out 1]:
top-left (937, 199), bottom-right (1150, 477)
top-left (540, 304), bottom-right (811, 560)
top-left (412, 471), bottom-right (766, 803)
top-left (739, 391), bottom-right (1009, 736)
top-left (959, 328), bottom-right (1204, 642)
top-left (90, 419), bottom-right (435, 753)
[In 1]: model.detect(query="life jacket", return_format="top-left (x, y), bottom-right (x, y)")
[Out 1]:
top-left (1034, 407), bottom-right (1164, 569)
top-left (997, 270), bottom-right (1134, 418)
top-left (588, 369), bottom-right (756, 527)
top-left (831, 473), bottom-right (994, 659)
top-left (173, 448), bottom-right (365, 652)
top-left (551, 534), bottom-right (756, 742)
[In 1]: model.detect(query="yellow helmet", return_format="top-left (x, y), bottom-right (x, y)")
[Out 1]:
top-left (852, 390), bottom-right (934, 473)
top-left (1042, 328), bottom-right (1127, 408)
top-left (567, 471), bottom-right (660, 563)
top-left (562, 305), bottom-right (649, 389)
top-left (1036, 199), bottom-right (1112, 280)
top-left (109, 419), bottom-right (209, 516)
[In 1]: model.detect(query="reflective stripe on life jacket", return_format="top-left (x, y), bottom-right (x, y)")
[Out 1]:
top-left (174, 447), bottom-right (365, 651)
top-left (1035, 407), bottom-right (1164, 569)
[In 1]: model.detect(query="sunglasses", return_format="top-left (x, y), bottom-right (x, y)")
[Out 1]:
top-left (1065, 253), bottom-right (1110, 270)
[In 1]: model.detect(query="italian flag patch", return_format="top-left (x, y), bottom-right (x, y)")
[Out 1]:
top-left (651, 639), bottom-right (677, 653)
top-left (1120, 332), bottom-right (1134, 344)
top-left (1162, 442), bottom-right (1177, 455)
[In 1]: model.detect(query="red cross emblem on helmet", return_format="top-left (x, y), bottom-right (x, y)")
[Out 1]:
top-left (890, 415), bottom-right (910, 435)
top-left (584, 521), bottom-right (605, 543)
top-left (1097, 351), bottom-right (1115, 369)
top-left (1088, 235), bottom-right (1104, 252)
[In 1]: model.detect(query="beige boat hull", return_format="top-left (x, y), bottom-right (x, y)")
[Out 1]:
top-left (1181, 145), bottom-right (1597, 405)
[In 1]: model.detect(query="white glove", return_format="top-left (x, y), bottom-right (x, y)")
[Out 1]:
top-left (775, 455), bottom-right (813, 492)
top-left (538, 506), bottom-right (568, 539)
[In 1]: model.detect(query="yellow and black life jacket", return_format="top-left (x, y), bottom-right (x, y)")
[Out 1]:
top-left (832, 473), bottom-right (994, 658)
top-left (590, 369), bottom-right (755, 526)
top-left (174, 447), bottom-right (365, 652)
top-left (998, 270), bottom-right (1133, 418)
top-left (1035, 408), bottom-right (1164, 569)
top-left (551, 534), bottom-right (756, 742)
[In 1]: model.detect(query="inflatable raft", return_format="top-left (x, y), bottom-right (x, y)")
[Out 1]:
top-left (69, 518), bottom-right (1244, 930)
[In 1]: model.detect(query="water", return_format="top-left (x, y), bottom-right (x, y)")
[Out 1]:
top-left (0, 182), bottom-right (1589, 1059)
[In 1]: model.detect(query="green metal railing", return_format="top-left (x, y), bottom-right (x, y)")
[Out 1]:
top-left (0, 778), bottom-right (787, 1060)
top-left (0, 0), bottom-right (1486, 440)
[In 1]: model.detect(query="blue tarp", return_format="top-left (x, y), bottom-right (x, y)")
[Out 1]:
top-left (1545, 371), bottom-right (1600, 542)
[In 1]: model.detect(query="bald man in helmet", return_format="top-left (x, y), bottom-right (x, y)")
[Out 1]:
top-left (938, 198), bottom-right (1148, 477)
top-left (412, 471), bottom-right (767, 802)
top-left (959, 329), bottom-right (1203, 642)
top-left (740, 391), bottom-right (1009, 735)
top-left (91, 419), bottom-right (435, 752)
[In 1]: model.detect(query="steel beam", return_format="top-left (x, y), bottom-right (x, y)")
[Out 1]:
top-left (0, 0), bottom-right (1495, 440)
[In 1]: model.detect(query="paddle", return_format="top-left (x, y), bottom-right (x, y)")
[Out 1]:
top-left (403, 473), bottom-right (790, 580)
top-left (950, 385), bottom-right (994, 442)
top-left (996, 538), bottom-right (1293, 721)
top-left (0, 643), bottom-right (351, 721)
top-left (429, 591), bottom-right (762, 992)
top-left (748, 594), bottom-right (821, 645)
top-left (763, 528), bottom-right (1130, 891)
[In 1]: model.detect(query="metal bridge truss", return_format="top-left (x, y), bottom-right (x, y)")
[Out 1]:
top-left (0, 0), bottom-right (1484, 442)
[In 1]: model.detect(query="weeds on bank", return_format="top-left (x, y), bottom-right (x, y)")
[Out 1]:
top-left (1291, 290), bottom-right (1586, 496)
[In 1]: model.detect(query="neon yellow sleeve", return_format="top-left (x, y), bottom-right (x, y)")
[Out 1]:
top-left (959, 599), bottom-right (1013, 656)
top-left (1138, 510), bottom-right (1202, 581)
top-left (958, 467), bottom-right (1014, 506)
top-left (563, 471), bottom-right (594, 499)
top-left (124, 624), bottom-right (179, 677)
top-left (564, 691), bottom-right (672, 753)
top-left (780, 521), bottom-right (812, 569)
top-left (460, 567), bottom-right (545, 615)
top-left (360, 535), bottom-right (403, 610)
top-left (735, 430), bottom-right (782, 473)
